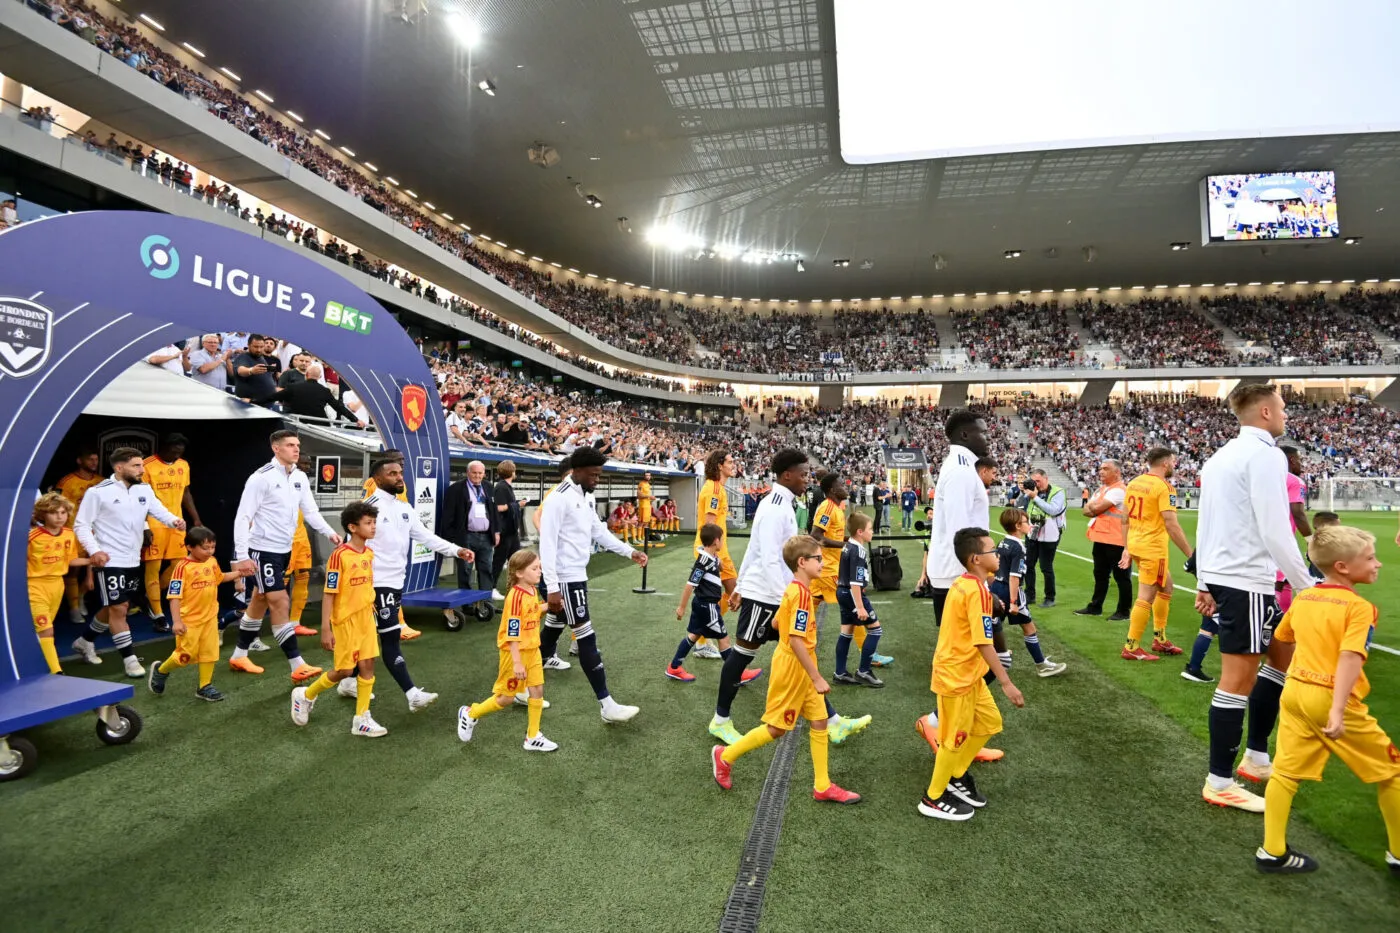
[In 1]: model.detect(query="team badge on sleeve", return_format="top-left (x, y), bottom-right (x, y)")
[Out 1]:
top-left (326, 571), bottom-right (339, 589)
top-left (982, 615), bottom-right (995, 638)
top-left (709, 497), bottom-right (719, 511)
top-left (508, 617), bottom-right (522, 638)
top-left (168, 580), bottom-right (183, 596)
top-left (1169, 495), bottom-right (1179, 507)
top-left (793, 609), bottom-right (809, 633)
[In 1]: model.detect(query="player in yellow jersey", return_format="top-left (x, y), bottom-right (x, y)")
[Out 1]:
top-left (712, 535), bottom-right (862, 804)
top-left (456, 549), bottom-right (557, 751)
top-left (918, 528), bottom-right (1025, 821)
top-left (1118, 447), bottom-right (1195, 661)
top-left (28, 492), bottom-right (87, 673)
top-left (361, 449), bottom-right (422, 641)
top-left (637, 472), bottom-right (659, 544)
top-left (810, 472), bottom-right (847, 628)
top-left (141, 435), bottom-right (201, 634)
top-left (693, 449), bottom-right (737, 658)
top-left (286, 509), bottom-right (317, 637)
top-left (147, 527), bottom-right (251, 701)
top-left (1256, 525), bottom-right (1400, 875)
top-left (53, 447), bottom-right (104, 624)
top-left (291, 501), bottom-right (387, 737)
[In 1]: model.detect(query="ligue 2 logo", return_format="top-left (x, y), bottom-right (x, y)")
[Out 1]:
top-left (140, 235), bottom-right (180, 280)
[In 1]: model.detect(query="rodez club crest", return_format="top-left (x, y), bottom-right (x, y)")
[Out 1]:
top-left (400, 384), bottom-right (428, 432)
top-left (0, 297), bottom-right (54, 378)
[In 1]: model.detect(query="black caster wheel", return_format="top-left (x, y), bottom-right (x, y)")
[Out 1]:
top-left (444, 609), bottom-right (465, 632)
top-left (96, 704), bottom-right (143, 746)
top-left (0, 735), bottom-right (38, 782)
top-left (473, 601), bottom-right (494, 621)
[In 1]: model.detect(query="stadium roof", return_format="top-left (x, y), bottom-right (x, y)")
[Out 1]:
top-left (130, 0), bottom-right (1400, 301)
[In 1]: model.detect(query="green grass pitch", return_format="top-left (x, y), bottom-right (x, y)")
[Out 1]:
top-left (3, 510), bottom-right (1399, 931)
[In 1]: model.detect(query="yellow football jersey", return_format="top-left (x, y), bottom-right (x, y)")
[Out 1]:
top-left (53, 471), bottom-right (104, 527)
top-left (931, 574), bottom-right (994, 696)
top-left (1124, 473), bottom-right (1175, 559)
top-left (325, 543), bottom-right (376, 622)
top-left (774, 580), bottom-right (817, 655)
top-left (1274, 584), bottom-right (1377, 702)
top-left (143, 456), bottom-right (190, 517)
top-left (695, 479), bottom-right (728, 548)
top-left (497, 585), bottom-right (544, 651)
top-left (28, 527), bottom-right (76, 579)
top-left (167, 556), bottom-right (222, 627)
top-left (812, 499), bottom-right (846, 580)
top-left (363, 477), bottom-right (410, 503)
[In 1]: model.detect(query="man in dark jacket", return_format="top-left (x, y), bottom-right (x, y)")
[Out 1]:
top-left (267, 363), bottom-right (359, 423)
top-left (444, 459), bottom-right (501, 598)
top-left (491, 460), bottom-right (524, 584)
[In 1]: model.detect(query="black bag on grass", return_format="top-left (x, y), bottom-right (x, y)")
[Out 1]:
top-left (871, 546), bottom-right (902, 591)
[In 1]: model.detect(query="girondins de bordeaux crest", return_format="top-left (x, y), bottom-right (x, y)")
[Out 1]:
top-left (0, 297), bottom-right (53, 378)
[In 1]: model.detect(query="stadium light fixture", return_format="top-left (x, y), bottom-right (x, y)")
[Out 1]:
top-left (1040, 289), bottom-right (1054, 294)
top-left (1295, 280), bottom-right (1309, 285)
top-left (953, 293), bottom-right (966, 298)
top-left (1108, 286), bottom-right (1121, 292)
top-left (1318, 279), bottom-right (1333, 284)
top-left (340, 146), bottom-right (356, 157)
top-left (446, 12), bottom-right (482, 47)
top-left (568, 268), bottom-right (581, 274)
top-left (424, 202), bottom-right (436, 209)
top-left (1019, 289), bottom-right (1031, 295)
top-left (996, 291), bottom-right (1009, 296)
top-left (1223, 282), bottom-right (1237, 287)
top-left (1200, 283), bottom-right (1214, 287)
top-left (513, 249), bottom-right (525, 256)
top-left (286, 110), bottom-right (304, 123)
top-left (405, 190), bottom-right (418, 199)
top-left (442, 213), bottom-right (453, 220)
top-left (588, 274), bottom-right (600, 280)
top-left (833, 259), bottom-right (851, 268)
top-left (1272, 281), bottom-right (1286, 285)
top-left (1170, 241), bottom-right (1190, 251)
top-left (975, 292), bottom-right (987, 297)
top-left (1342, 279), bottom-right (1356, 284)
top-left (181, 42), bottom-right (205, 58)
top-left (315, 129), bottom-right (332, 140)
top-left (911, 295), bottom-right (923, 299)
top-left (1178, 283), bottom-right (1191, 288)
top-left (1003, 250), bottom-right (1022, 259)
top-left (1085, 287), bottom-right (1099, 293)
top-left (254, 90), bottom-right (275, 103)
top-left (220, 67), bottom-right (241, 81)
top-left (139, 13), bottom-right (164, 31)
top-left (550, 262), bottom-right (562, 268)
top-left (1344, 237), bottom-right (1363, 245)
top-left (363, 162), bottom-right (378, 171)
top-left (478, 79), bottom-right (497, 96)
top-left (585, 195), bottom-right (603, 208)
top-left (795, 260), bottom-right (805, 272)
top-left (1064, 288), bottom-right (1077, 294)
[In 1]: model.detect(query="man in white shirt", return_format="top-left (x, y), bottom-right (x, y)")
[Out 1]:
top-left (186, 333), bottom-right (232, 391)
top-left (708, 448), bottom-right (871, 747)
top-left (349, 458), bottom-right (473, 713)
top-left (1194, 384), bottom-right (1314, 813)
top-left (71, 447), bottom-right (185, 677)
top-left (536, 445), bottom-right (646, 723)
top-left (146, 343), bottom-right (185, 376)
top-left (229, 430), bottom-right (342, 684)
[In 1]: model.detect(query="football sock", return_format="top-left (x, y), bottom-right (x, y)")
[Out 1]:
top-left (997, 649), bottom-right (1013, 671)
top-left (810, 727), bottom-right (831, 792)
top-left (272, 622), bottom-right (305, 671)
top-left (469, 696), bottom-right (509, 719)
top-left (1023, 633), bottom-right (1046, 664)
top-left (1246, 665), bottom-right (1288, 754)
top-left (857, 626), bottom-right (881, 673)
top-left (953, 733), bottom-right (991, 777)
top-left (1151, 592), bottom-right (1171, 638)
top-left (526, 696), bottom-right (543, 739)
top-left (926, 745), bottom-right (958, 800)
top-left (304, 673), bottom-right (334, 700)
top-left (1208, 689), bottom-right (1248, 783)
top-left (1188, 631), bottom-right (1213, 670)
top-left (721, 724), bottom-right (775, 764)
top-left (573, 629), bottom-right (609, 700)
top-left (82, 619), bottom-right (106, 644)
top-left (112, 629), bottom-right (135, 659)
top-left (232, 614), bottom-right (262, 659)
top-left (378, 626), bottom-right (415, 694)
top-left (1125, 599), bottom-right (1151, 650)
top-left (38, 635), bottom-right (60, 674)
top-left (824, 697), bottom-right (838, 719)
top-left (834, 632), bottom-right (853, 675)
top-left (715, 647), bottom-right (754, 719)
top-left (289, 570), bottom-right (309, 623)
top-left (1263, 773), bottom-right (1298, 857)
top-left (158, 652), bottom-right (182, 674)
top-left (1378, 777), bottom-right (1400, 855)
top-left (720, 647), bottom-right (732, 661)
top-left (197, 661), bottom-right (214, 688)
top-left (853, 625), bottom-right (867, 651)
top-left (354, 676), bottom-right (374, 717)
top-left (671, 637), bottom-right (695, 669)
top-left (538, 615), bottom-right (565, 659)
top-left (144, 561), bottom-right (163, 612)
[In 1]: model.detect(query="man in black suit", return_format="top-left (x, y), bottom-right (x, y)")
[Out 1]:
top-left (444, 459), bottom-right (501, 598)
top-left (267, 362), bottom-right (359, 423)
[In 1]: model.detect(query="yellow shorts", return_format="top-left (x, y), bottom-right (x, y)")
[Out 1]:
top-left (640, 506), bottom-right (652, 524)
top-left (1274, 681), bottom-right (1400, 784)
top-left (810, 576), bottom-right (837, 602)
top-left (718, 548), bottom-right (736, 582)
top-left (331, 609), bottom-right (380, 672)
top-left (143, 523), bottom-right (186, 561)
top-left (288, 539), bottom-right (313, 573)
top-left (173, 619), bottom-right (220, 664)
top-left (1133, 555), bottom-right (1169, 588)
top-left (761, 649), bottom-right (827, 730)
top-left (936, 679), bottom-right (1004, 748)
top-left (492, 647), bottom-right (544, 697)
top-left (28, 576), bottom-right (64, 631)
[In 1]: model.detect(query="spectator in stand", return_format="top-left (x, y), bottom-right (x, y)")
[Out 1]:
top-left (952, 301), bottom-right (1081, 370)
top-left (185, 333), bottom-right (232, 390)
top-left (491, 460), bottom-right (523, 585)
top-left (278, 351), bottom-right (310, 388)
top-left (145, 343), bottom-right (184, 376)
top-left (1203, 292), bottom-right (1381, 366)
top-left (233, 334), bottom-right (281, 404)
top-left (0, 198), bottom-right (18, 229)
top-left (268, 363), bottom-right (359, 423)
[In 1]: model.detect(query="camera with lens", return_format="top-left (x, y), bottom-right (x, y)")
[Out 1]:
top-left (1020, 479), bottom-right (1037, 492)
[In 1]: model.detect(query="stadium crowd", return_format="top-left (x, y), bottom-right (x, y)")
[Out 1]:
top-left (951, 302), bottom-right (1082, 370)
top-left (1203, 293), bottom-right (1383, 365)
top-left (1079, 298), bottom-right (1236, 368)
top-left (829, 307), bottom-right (941, 372)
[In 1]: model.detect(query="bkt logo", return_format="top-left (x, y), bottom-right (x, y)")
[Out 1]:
top-left (140, 234), bottom-right (180, 279)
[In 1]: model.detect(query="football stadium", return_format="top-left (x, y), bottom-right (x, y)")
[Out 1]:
top-left (3, 1), bottom-right (1400, 930)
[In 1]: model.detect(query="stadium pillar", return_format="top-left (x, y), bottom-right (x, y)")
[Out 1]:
top-left (939, 383), bottom-right (968, 409)
top-left (1374, 378), bottom-right (1400, 413)
top-left (1078, 379), bottom-right (1116, 407)
top-left (817, 384), bottom-right (844, 409)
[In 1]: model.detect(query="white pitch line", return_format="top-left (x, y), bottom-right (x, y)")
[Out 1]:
top-left (990, 531), bottom-right (1400, 657)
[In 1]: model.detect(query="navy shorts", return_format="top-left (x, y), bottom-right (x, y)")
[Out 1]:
top-left (1206, 583), bottom-right (1278, 655)
top-left (90, 566), bottom-right (141, 609)
top-left (835, 589), bottom-right (878, 627)
top-left (248, 549), bottom-right (291, 594)
top-left (735, 598), bottom-right (780, 645)
top-left (374, 587), bottom-right (403, 632)
top-left (687, 601), bottom-right (726, 639)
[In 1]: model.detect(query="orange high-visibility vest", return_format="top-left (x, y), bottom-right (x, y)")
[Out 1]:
top-left (1085, 481), bottom-right (1126, 545)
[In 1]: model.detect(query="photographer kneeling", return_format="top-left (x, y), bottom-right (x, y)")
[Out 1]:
top-left (1018, 469), bottom-right (1067, 608)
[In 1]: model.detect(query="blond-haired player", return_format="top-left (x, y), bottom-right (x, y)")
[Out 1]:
top-left (1255, 525), bottom-right (1400, 875)
top-left (28, 492), bottom-right (87, 674)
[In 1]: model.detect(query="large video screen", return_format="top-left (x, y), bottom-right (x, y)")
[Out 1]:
top-left (1201, 172), bottom-right (1339, 243)
top-left (834, 0), bottom-right (1400, 164)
